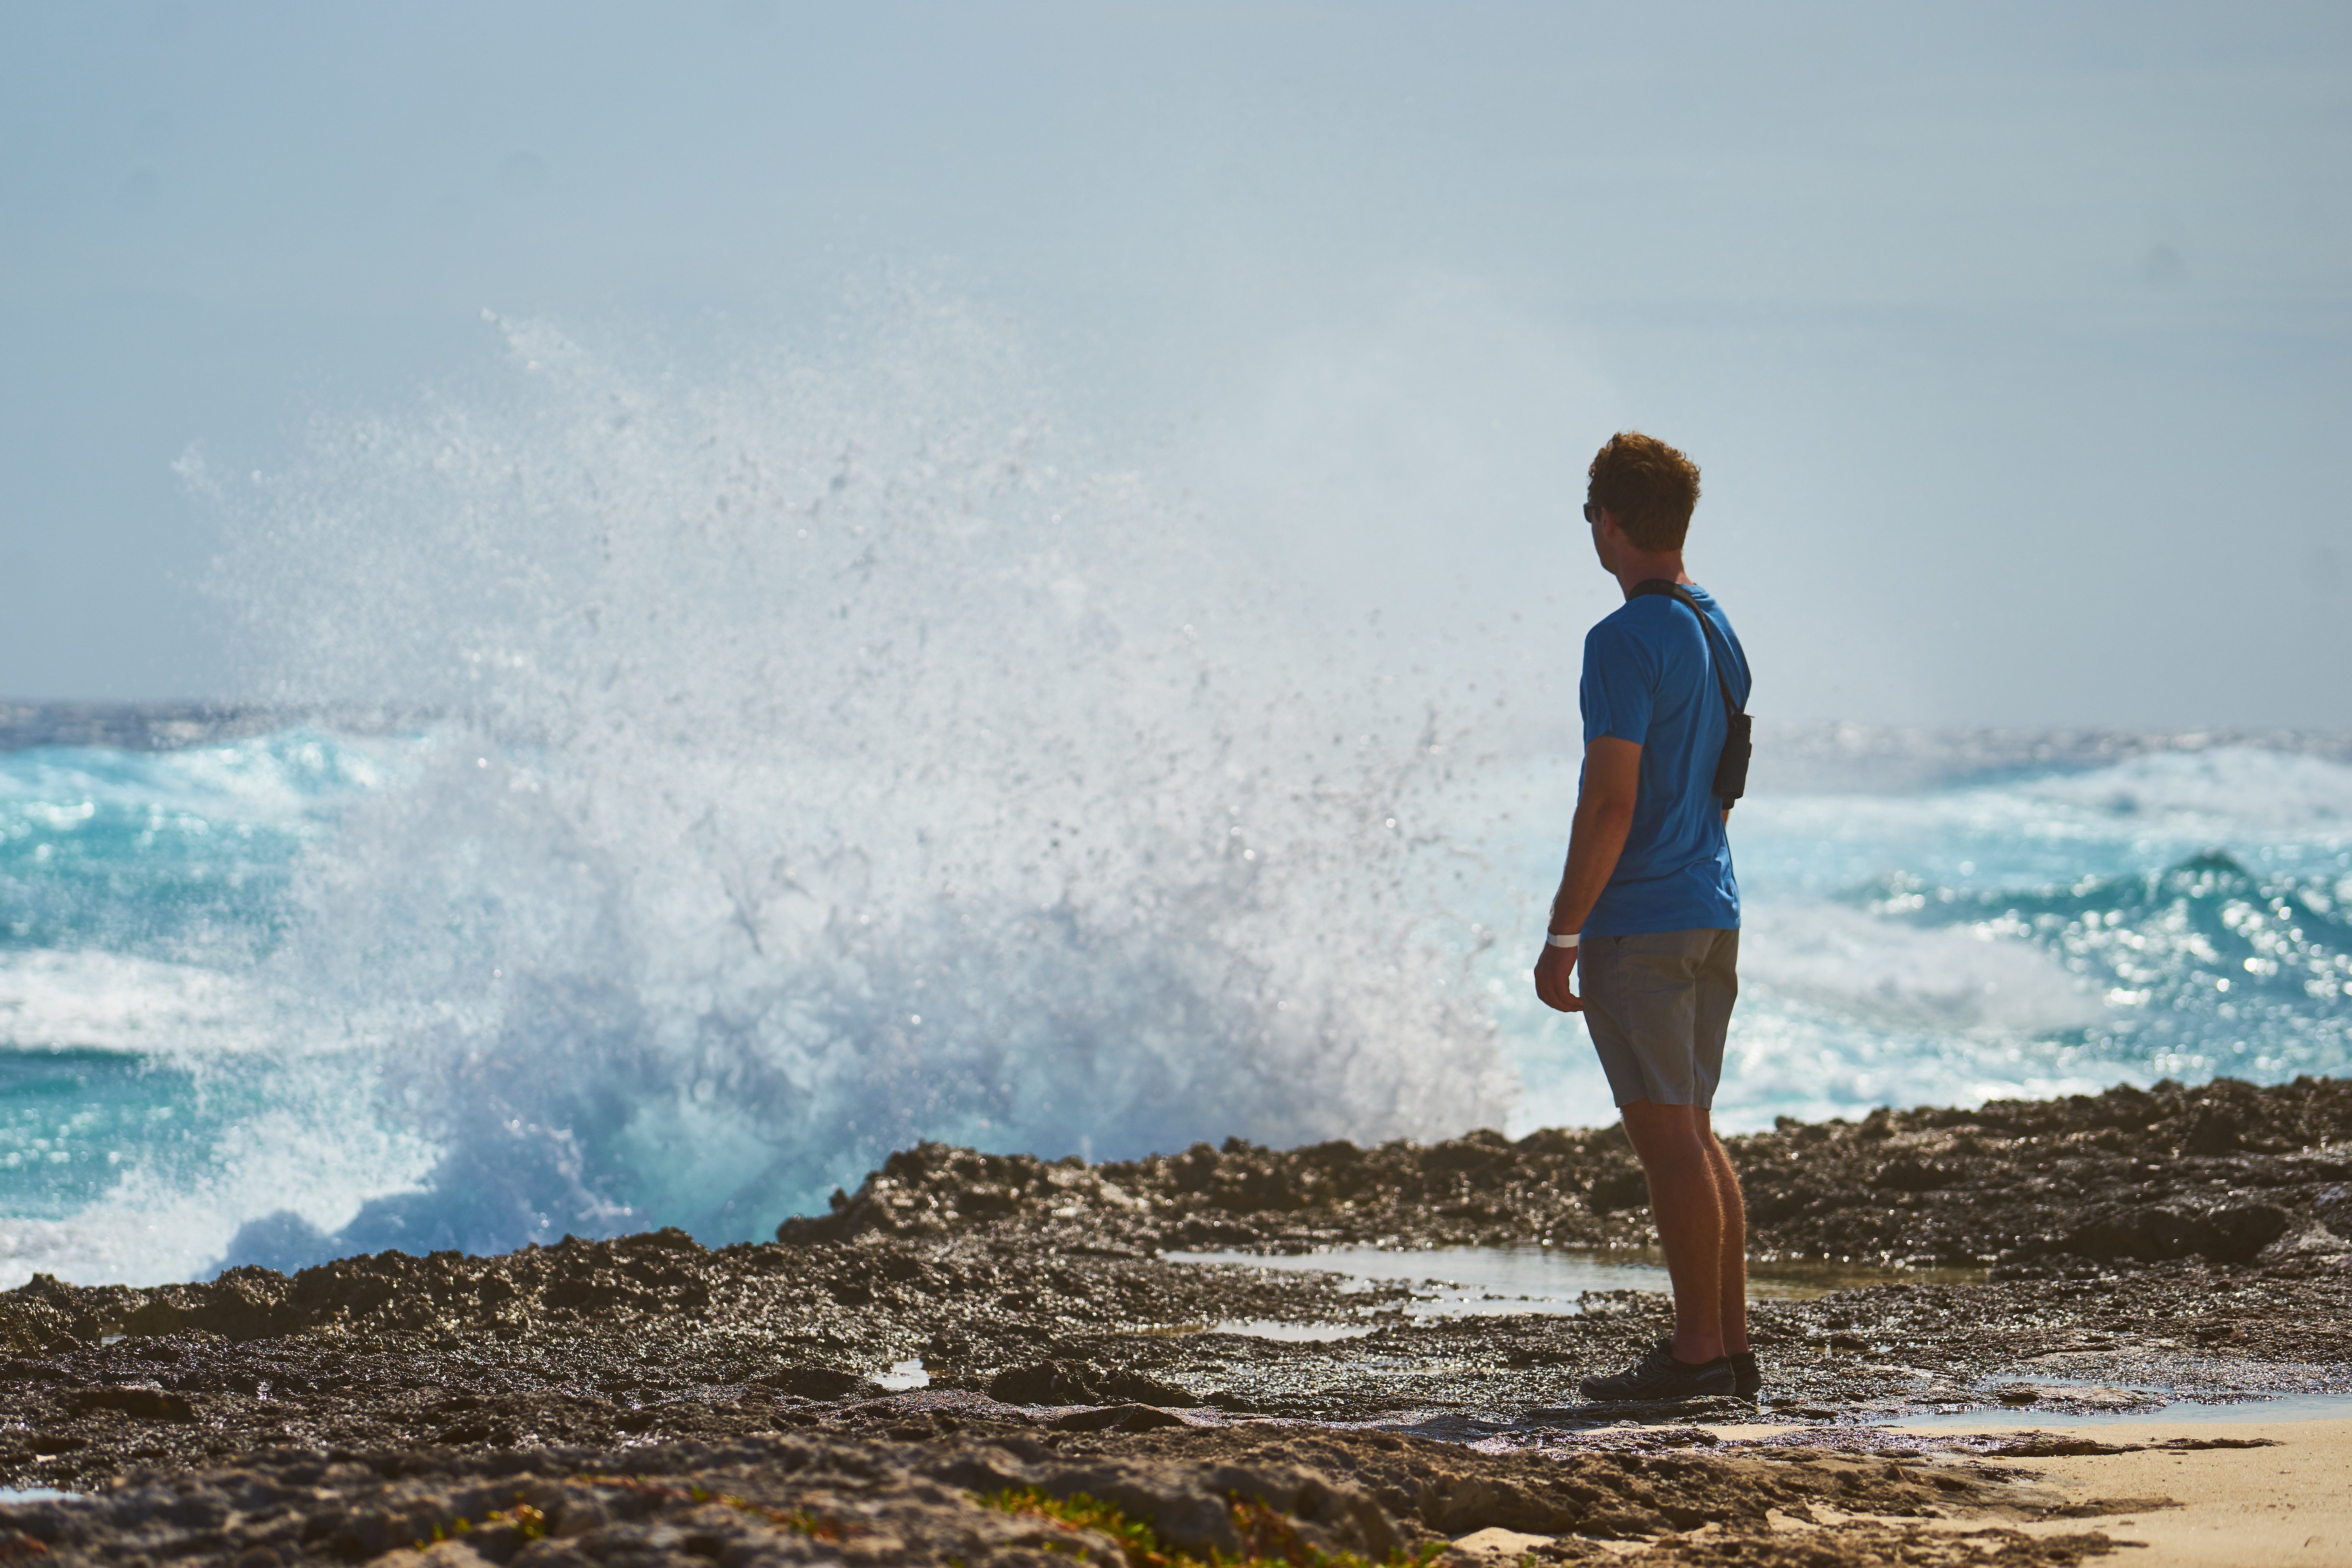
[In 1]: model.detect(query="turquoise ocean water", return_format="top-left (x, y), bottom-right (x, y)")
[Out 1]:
top-left (4, 710), bottom-right (2345, 1290)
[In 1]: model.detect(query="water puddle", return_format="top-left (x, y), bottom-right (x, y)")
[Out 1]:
top-left (1167, 1245), bottom-right (1973, 1318)
top-left (1168, 1245), bottom-right (1660, 1318)
top-left (1210, 1319), bottom-right (1377, 1342)
top-left (1901, 1389), bottom-right (2352, 1427)
top-left (874, 1358), bottom-right (930, 1391)
top-left (0, 1489), bottom-right (83, 1506)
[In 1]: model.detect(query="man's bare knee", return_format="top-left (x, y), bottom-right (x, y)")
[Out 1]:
top-left (1620, 1099), bottom-right (1712, 1169)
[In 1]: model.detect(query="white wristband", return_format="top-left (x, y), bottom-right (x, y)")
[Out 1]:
top-left (1546, 931), bottom-right (1580, 948)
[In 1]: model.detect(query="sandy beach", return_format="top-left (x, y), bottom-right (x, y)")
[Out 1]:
top-left (1874, 1415), bottom-right (2352, 1566)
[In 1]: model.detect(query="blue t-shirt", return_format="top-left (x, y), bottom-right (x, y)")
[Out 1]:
top-left (1578, 583), bottom-right (1749, 936)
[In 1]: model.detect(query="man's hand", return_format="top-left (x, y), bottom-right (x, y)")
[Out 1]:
top-left (1533, 734), bottom-right (1640, 1015)
top-left (1533, 941), bottom-right (1583, 1012)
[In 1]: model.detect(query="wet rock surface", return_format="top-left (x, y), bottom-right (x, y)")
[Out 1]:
top-left (3, 1077), bottom-right (2347, 1564)
top-left (0, 1412), bottom-right (2139, 1567)
top-left (784, 1076), bottom-right (2352, 1276)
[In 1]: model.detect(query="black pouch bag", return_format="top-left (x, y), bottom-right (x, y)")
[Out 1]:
top-left (1629, 578), bottom-right (1751, 808)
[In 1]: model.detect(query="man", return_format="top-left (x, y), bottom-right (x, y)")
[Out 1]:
top-left (1532, 431), bottom-right (1756, 1403)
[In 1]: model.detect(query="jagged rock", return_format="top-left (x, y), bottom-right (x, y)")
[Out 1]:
top-left (4, 1078), bottom-right (2348, 1509)
top-left (985, 1362), bottom-right (1200, 1410)
top-left (2040, 1201), bottom-right (2290, 1266)
top-left (771, 1077), bottom-right (2352, 1273)
top-left (987, 1361), bottom-right (1099, 1405)
top-left (70, 1387), bottom-right (196, 1422)
top-left (758, 1366), bottom-right (884, 1400)
top-left (0, 1424), bottom-right (2075, 1568)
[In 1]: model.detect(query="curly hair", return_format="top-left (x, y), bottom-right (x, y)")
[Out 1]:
top-left (1586, 431), bottom-right (1702, 552)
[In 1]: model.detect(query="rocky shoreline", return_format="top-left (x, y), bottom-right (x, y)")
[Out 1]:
top-left (4, 1076), bottom-right (2348, 1566)
top-left (784, 1074), bottom-right (2352, 1275)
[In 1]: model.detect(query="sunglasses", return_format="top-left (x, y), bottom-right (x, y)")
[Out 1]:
top-left (1583, 500), bottom-right (1600, 524)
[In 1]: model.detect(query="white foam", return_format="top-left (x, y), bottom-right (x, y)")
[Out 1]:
top-left (0, 728), bottom-right (395, 826)
top-left (2015, 747), bottom-right (2352, 837)
top-left (0, 1092), bottom-right (436, 1289)
top-left (0, 951), bottom-right (259, 1056)
top-left (1709, 996), bottom-right (2125, 1131)
top-left (1740, 904), bottom-right (2106, 1038)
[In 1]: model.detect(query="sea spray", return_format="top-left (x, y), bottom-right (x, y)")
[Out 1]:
top-left (183, 296), bottom-right (1519, 1267)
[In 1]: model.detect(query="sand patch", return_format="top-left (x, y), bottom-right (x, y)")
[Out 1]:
top-left (1889, 1415), bottom-right (2352, 1566)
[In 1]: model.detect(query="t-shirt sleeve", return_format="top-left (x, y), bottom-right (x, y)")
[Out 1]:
top-left (1581, 617), bottom-right (1657, 746)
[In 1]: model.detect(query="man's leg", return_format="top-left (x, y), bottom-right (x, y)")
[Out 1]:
top-left (1619, 1099), bottom-right (1725, 1363)
top-left (1698, 1113), bottom-right (1749, 1357)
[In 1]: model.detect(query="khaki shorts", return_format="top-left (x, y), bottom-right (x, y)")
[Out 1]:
top-left (1581, 928), bottom-right (1740, 1109)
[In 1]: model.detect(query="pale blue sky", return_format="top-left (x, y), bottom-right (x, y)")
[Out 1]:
top-left (2, 1), bottom-right (2346, 726)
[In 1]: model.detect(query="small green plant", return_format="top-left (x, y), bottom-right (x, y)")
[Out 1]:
top-left (985, 1488), bottom-right (1167, 1565)
top-left (579, 1475), bottom-right (847, 1542)
top-left (418, 1499), bottom-right (546, 1551)
top-left (486, 1502), bottom-right (548, 1540)
top-left (978, 1487), bottom-right (1447, 1568)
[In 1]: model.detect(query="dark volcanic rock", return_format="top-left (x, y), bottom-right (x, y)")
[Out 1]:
top-left (776, 1076), bottom-right (2352, 1276)
top-left (986, 1361), bottom-right (1200, 1409)
top-left (0, 1420), bottom-right (2112, 1568)
top-left (2032, 1200), bottom-right (2291, 1267)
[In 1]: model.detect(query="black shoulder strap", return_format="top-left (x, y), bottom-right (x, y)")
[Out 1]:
top-left (1629, 578), bottom-right (1744, 718)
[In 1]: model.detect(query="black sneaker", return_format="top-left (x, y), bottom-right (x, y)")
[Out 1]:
top-left (1577, 1339), bottom-right (1737, 1402)
top-left (1730, 1349), bottom-right (1761, 1399)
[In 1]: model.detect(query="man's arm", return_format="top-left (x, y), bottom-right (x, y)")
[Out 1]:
top-left (1532, 734), bottom-right (1642, 1013)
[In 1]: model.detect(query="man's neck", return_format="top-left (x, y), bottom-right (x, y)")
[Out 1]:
top-left (1613, 552), bottom-right (1692, 598)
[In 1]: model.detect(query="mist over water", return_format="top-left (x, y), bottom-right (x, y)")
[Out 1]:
top-left (2, 300), bottom-right (2348, 1290)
